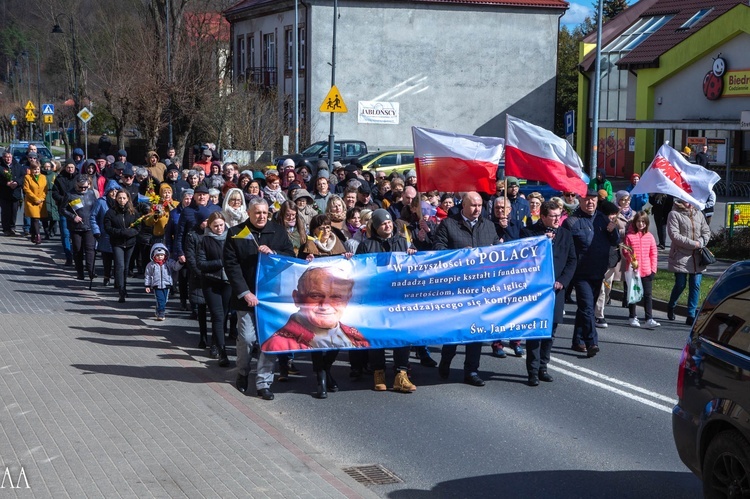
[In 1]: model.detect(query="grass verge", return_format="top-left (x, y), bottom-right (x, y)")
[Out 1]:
top-left (614, 272), bottom-right (716, 306)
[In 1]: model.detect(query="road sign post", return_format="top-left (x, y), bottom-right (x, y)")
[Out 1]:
top-left (77, 107), bottom-right (94, 158)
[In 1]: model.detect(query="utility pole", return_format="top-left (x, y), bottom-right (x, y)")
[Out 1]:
top-left (590, 0), bottom-right (604, 179)
top-left (327, 0), bottom-right (338, 167)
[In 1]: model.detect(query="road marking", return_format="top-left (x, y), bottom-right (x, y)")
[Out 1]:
top-left (547, 359), bottom-right (675, 414)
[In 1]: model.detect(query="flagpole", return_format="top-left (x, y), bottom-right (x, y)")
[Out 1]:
top-left (590, 0), bottom-right (604, 179)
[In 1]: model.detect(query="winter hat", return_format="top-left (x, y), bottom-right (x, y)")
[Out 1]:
top-left (293, 189), bottom-right (314, 203)
top-left (599, 200), bottom-right (619, 217)
top-left (316, 159), bottom-right (328, 171)
top-left (194, 184), bottom-right (209, 194)
top-left (357, 182), bottom-right (371, 195)
top-left (73, 148), bottom-right (85, 157)
top-left (683, 146), bottom-right (691, 156)
top-left (152, 247), bottom-right (167, 257)
top-left (317, 169), bottom-right (330, 179)
top-left (201, 148), bottom-right (212, 157)
top-left (121, 165), bottom-right (135, 177)
top-left (282, 158), bottom-right (296, 168)
top-left (370, 209), bottom-right (392, 228)
top-left (166, 163), bottom-right (179, 172)
top-left (404, 170), bottom-right (417, 179)
top-left (159, 184), bottom-right (173, 197)
top-left (253, 170), bottom-right (266, 180)
top-left (116, 149), bottom-right (127, 158)
top-left (181, 189), bottom-right (194, 200)
top-left (106, 155), bottom-right (115, 164)
top-left (105, 179), bottom-right (122, 193)
top-left (615, 190), bottom-right (630, 204)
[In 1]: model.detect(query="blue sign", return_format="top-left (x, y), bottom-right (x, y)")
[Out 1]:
top-left (256, 236), bottom-right (556, 353)
top-left (9, 114), bottom-right (16, 121)
top-left (564, 110), bottom-right (575, 136)
top-left (42, 104), bottom-right (55, 115)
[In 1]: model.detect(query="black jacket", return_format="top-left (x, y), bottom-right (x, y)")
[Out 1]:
top-left (495, 220), bottom-right (523, 242)
top-left (562, 208), bottom-right (620, 280)
top-left (433, 212), bottom-right (499, 250)
top-left (52, 171), bottom-right (79, 207)
top-left (355, 232), bottom-right (411, 255)
top-left (0, 158), bottom-right (25, 201)
top-left (197, 235), bottom-right (227, 284)
top-left (104, 206), bottom-right (139, 248)
top-left (62, 189), bottom-right (98, 231)
top-left (223, 219), bottom-right (295, 311)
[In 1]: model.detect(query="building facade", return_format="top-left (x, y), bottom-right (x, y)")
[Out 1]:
top-left (577, 0), bottom-right (750, 191)
top-left (224, 0), bottom-right (567, 152)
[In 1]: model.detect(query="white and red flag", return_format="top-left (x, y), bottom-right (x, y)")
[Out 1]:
top-left (504, 115), bottom-right (589, 197)
top-left (630, 144), bottom-right (720, 210)
top-left (412, 127), bottom-right (504, 194)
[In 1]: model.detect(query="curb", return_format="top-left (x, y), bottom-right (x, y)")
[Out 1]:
top-left (609, 288), bottom-right (689, 319)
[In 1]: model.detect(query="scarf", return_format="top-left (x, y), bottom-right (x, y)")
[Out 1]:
top-left (346, 222), bottom-right (360, 236)
top-left (204, 228), bottom-right (228, 241)
top-left (312, 235), bottom-right (337, 253)
top-left (223, 206), bottom-right (248, 227)
top-left (620, 207), bottom-right (634, 221)
top-left (263, 185), bottom-right (286, 204)
top-left (329, 211), bottom-right (346, 223)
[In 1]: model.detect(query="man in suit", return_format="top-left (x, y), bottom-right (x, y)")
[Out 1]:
top-left (224, 197), bottom-right (295, 400)
top-left (434, 191), bottom-right (500, 387)
top-left (522, 201), bottom-right (577, 385)
top-left (262, 266), bottom-right (370, 351)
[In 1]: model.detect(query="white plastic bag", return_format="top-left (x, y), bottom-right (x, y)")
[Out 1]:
top-left (624, 269), bottom-right (644, 305)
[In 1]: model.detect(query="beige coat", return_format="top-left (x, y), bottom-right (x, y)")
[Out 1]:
top-left (23, 174), bottom-right (48, 219)
top-left (667, 201), bottom-right (711, 274)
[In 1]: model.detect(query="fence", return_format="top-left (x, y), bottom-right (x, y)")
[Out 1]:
top-left (714, 181), bottom-right (750, 198)
top-left (726, 202), bottom-right (750, 238)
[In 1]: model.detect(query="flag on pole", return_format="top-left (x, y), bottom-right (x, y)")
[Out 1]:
top-left (412, 127), bottom-right (504, 194)
top-left (68, 198), bottom-right (84, 211)
top-left (232, 226), bottom-right (256, 240)
top-left (504, 115), bottom-right (589, 196)
top-left (630, 144), bottom-right (720, 210)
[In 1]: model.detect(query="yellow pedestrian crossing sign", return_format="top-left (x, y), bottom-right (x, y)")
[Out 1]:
top-left (25, 110), bottom-right (37, 122)
top-left (24, 100), bottom-right (35, 111)
top-left (319, 86), bottom-right (347, 113)
top-left (44, 115), bottom-right (54, 124)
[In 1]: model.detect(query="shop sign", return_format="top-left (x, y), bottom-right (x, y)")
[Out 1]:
top-left (725, 70), bottom-right (750, 97)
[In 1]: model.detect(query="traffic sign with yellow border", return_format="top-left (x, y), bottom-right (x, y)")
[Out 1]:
top-left (43, 115), bottom-right (54, 124)
top-left (77, 107), bottom-right (93, 123)
top-left (24, 100), bottom-right (35, 111)
top-left (25, 110), bottom-right (37, 122)
top-left (319, 86), bottom-right (348, 113)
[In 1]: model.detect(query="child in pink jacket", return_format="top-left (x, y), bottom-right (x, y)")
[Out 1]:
top-left (623, 211), bottom-right (660, 328)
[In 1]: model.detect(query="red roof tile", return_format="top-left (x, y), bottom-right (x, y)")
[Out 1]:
top-left (225, 0), bottom-right (568, 17)
top-left (616, 0), bottom-right (745, 69)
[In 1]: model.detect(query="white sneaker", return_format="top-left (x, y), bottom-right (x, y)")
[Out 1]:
top-left (628, 317), bottom-right (641, 327)
top-left (645, 319), bottom-right (661, 328)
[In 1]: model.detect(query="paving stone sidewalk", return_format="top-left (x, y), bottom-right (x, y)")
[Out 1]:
top-left (0, 235), bottom-right (376, 498)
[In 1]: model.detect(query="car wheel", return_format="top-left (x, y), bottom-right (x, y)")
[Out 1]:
top-left (702, 430), bottom-right (750, 499)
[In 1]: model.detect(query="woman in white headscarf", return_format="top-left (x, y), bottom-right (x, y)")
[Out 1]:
top-left (221, 187), bottom-right (248, 228)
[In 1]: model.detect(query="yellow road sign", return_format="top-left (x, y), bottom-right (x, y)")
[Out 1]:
top-left (77, 107), bottom-right (93, 123)
top-left (10, 119), bottom-right (17, 126)
top-left (25, 110), bottom-right (37, 122)
top-left (43, 115), bottom-right (54, 124)
top-left (24, 100), bottom-right (35, 111)
top-left (319, 85), bottom-right (348, 113)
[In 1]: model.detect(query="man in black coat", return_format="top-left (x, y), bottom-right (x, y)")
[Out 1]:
top-left (224, 197), bottom-right (295, 401)
top-left (0, 148), bottom-right (25, 235)
top-left (434, 191), bottom-right (500, 387)
top-left (51, 159), bottom-right (80, 265)
top-left (562, 190), bottom-right (619, 357)
top-left (521, 201), bottom-right (577, 386)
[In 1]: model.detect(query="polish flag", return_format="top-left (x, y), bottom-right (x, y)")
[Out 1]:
top-left (504, 115), bottom-right (589, 197)
top-left (412, 127), bottom-right (504, 194)
top-left (630, 144), bottom-right (720, 210)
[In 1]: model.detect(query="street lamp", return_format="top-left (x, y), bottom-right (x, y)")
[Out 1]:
top-left (52, 14), bottom-right (80, 148)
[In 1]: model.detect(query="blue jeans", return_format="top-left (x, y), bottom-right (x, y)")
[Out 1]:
top-left (668, 273), bottom-right (703, 318)
top-left (154, 288), bottom-right (169, 314)
top-left (58, 216), bottom-right (73, 259)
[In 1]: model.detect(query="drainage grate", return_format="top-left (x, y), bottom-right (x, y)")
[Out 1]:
top-left (342, 464), bottom-right (403, 485)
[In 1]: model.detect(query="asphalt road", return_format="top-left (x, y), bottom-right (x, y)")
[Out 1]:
top-left (255, 301), bottom-right (702, 499)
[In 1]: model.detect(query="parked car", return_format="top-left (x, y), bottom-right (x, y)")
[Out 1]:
top-left (672, 260), bottom-right (750, 497)
top-left (359, 150), bottom-right (415, 175)
top-left (7, 141), bottom-right (54, 164)
top-left (274, 140), bottom-right (368, 167)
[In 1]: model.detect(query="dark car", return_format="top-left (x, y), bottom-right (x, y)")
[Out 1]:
top-left (672, 260), bottom-right (750, 497)
top-left (7, 141), bottom-right (55, 164)
top-left (275, 140), bottom-right (368, 167)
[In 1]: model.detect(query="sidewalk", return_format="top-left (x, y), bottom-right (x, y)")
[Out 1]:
top-left (0, 234), bottom-right (376, 498)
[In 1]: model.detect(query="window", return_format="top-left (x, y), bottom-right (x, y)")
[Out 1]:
top-left (284, 27), bottom-right (293, 70)
top-left (680, 8), bottom-right (713, 30)
top-left (298, 26), bottom-right (306, 70)
top-left (248, 35), bottom-right (255, 68)
top-left (263, 33), bottom-right (275, 69)
top-left (237, 35), bottom-right (246, 76)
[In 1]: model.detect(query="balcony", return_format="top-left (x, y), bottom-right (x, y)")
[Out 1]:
top-left (237, 67), bottom-right (277, 88)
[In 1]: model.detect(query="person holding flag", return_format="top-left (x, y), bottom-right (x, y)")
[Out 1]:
top-left (628, 143), bottom-right (719, 325)
top-left (62, 176), bottom-right (98, 281)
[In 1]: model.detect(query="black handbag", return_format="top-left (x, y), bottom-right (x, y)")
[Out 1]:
top-left (699, 247), bottom-right (716, 266)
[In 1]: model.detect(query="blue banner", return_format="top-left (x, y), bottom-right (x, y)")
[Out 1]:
top-left (256, 236), bottom-right (555, 353)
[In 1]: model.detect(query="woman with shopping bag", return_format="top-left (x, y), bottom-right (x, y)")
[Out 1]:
top-left (622, 212), bottom-right (659, 329)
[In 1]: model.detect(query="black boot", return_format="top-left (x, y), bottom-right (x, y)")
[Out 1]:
top-left (326, 369), bottom-right (339, 392)
top-left (315, 371), bottom-right (328, 399)
top-left (667, 307), bottom-right (676, 321)
top-left (118, 289), bottom-right (126, 303)
top-left (218, 348), bottom-right (230, 367)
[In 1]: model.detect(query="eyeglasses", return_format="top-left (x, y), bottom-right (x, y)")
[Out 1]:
top-left (564, 193), bottom-right (576, 197)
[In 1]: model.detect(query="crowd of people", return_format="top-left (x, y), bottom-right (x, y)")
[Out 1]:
top-left (0, 143), bottom-right (714, 400)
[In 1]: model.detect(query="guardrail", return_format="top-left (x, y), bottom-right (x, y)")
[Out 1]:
top-left (714, 181), bottom-right (750, 198)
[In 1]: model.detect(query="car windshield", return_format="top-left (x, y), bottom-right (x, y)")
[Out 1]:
top-left (301, 142), bottom-right (326, 156)
top-left (12, 145), bottom-right (53, 163)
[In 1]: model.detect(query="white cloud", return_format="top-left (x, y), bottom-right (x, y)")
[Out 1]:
top-left (562, 3), bottom-right (593, 26)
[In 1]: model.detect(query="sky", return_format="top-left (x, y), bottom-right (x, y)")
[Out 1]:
top-left (561, 0), bottom-right (635, 29)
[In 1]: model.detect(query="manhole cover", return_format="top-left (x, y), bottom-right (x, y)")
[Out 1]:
top-left (342, 464), bottom-right (403, 485)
